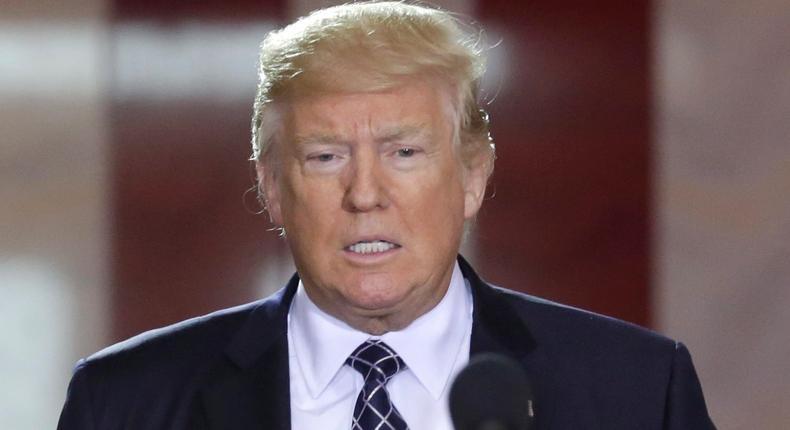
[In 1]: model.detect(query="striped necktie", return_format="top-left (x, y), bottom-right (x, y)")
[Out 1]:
top-left (346, 339), bottom-right (410, 430)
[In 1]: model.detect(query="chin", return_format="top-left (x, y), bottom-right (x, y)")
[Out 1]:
top-left (344, 279), bottom-right (408, 313)
top-left (348, 290), bottom-right (405, 313)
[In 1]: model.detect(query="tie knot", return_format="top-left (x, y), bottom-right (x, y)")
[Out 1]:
top-left (346, 339), bottom-right (406, 383)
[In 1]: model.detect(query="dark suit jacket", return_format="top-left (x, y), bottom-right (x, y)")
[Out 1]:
top-left (58, 257), bottom-right (715, 429)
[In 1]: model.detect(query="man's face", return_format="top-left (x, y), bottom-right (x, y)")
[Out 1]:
top-left (260, 81), bottom-right (487, 334)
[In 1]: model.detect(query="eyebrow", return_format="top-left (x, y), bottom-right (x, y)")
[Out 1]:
top-left (374, 125), bottom-right (430, 143)
top-left (292, 133), bottom-right (347, 146)
top-left (292, 125), bottom-right (431, 147)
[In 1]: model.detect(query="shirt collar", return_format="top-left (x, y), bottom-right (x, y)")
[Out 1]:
top-left (382, 262), bottom-right (472, 399)
top-left (288, 281), bottom-right (369, 399)
top-left (288, 262), bottom-right (472, 400)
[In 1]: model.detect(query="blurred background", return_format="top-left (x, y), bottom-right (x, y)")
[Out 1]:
top-left (1, 0), bottom-right (788, 428)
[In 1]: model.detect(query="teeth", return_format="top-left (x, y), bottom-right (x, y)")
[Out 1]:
top-left (348, 240), bottom-right (396, 254)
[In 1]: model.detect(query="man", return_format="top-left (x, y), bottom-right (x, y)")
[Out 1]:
top-left (58, 2), bottom-right (715, 429)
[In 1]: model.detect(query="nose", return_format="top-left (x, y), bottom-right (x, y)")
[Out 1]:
top-left (343, 148), bottom-right (389, 212)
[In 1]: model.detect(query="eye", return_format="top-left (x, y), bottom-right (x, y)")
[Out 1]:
top-left (396, 148), bottom-right (417, 157)
top-left (308, 153), bottom-right (337, 162)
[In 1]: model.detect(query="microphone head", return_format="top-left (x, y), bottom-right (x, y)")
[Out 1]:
top-left (449, 353), bottom-right (534, 430)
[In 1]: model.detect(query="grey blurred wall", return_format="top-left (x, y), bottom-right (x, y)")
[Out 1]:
top-left (655, 1), bottom-right (790, 428)
top-left (1, 0), bottom-right (111, 429)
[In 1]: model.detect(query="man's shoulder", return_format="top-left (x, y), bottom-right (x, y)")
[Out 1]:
top-left (475, 283), bottom-right (714, 428)
top-left (461, 257), bottom-right (675, 356)
top-left (77, 295), bottom-right (280, 387)
top-left (59, 289), bottom-right (294, 428)
top-left (484, 284), bottom-right (678, 357)
top-left (91, 301), bottom-right (257, 361)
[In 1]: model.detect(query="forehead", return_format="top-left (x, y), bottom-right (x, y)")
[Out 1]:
top-left (282, 81), bottom-right (456, 141)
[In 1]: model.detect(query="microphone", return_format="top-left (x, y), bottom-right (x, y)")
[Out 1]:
top-left (449, 353), bottom-right (535, 430)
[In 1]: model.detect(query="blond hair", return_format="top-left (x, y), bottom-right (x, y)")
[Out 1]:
top-left (251, 1), bottom-right (494, 175)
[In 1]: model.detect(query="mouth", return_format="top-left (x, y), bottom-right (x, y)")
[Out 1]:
top-left (344, 240), bottom-right (401, 255)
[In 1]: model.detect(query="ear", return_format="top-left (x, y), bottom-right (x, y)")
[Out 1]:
top-left (462, 153), bottom-right (491, 220)
top-left (256, 160), bottom-right (283, 225)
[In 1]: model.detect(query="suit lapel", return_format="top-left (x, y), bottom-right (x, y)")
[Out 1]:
top-left (460, 256), bottom-right (560, 430)
top-left (196, 276), bottom-right (299, 430)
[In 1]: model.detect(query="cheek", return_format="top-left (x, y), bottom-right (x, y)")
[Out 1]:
top-left (404, 171), bottom-right (466, 229)
top-left (281, 176), bottom-right (343, 234)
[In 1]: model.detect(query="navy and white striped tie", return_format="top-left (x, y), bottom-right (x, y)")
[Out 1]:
top-left (346, 339), bottom-right (410, 430)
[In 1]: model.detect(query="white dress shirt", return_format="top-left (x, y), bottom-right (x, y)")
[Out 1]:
top-left (287, 262), bottom-right (473, 430)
